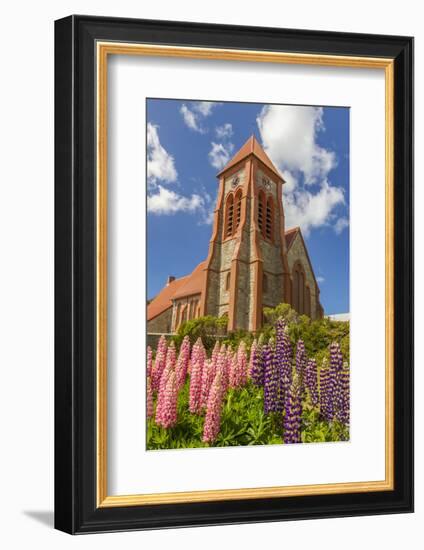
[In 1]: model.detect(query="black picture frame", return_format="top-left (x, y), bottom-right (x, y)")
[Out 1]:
top-left (55, 15), bottom-right (414, 534)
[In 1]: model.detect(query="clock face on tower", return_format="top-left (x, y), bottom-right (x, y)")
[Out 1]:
top-left (263, 177), bottom-right (272, 190)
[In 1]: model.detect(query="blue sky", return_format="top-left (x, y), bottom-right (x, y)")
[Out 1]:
top-left (146, 99), bottom-right (349, 315)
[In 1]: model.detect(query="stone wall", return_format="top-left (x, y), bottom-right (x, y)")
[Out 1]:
top-left (172, 294), bottom-right (201, 330)
top-left (147, 307), bottom-right (173, 334)
top-left (224, 167), bottom-right (246, 194)
top-left (286, 232), bottom-right (320, 319)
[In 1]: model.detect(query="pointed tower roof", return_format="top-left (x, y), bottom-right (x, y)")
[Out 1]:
top-left (217, 135), bottom-right (284, 181)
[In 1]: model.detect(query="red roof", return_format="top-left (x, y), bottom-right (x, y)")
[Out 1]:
top-left (285, 226), bottom-right (300, 250)
top-left (217, 135), bottom-right (283, 181)
top-left (172, 261), bottom-right (205, 299)
top-left (147, 275), bottom-right (189, 321)
top-left (147, 262), bottom-right (205, 321)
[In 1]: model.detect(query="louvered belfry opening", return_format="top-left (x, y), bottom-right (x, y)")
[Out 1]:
top-left (225, 193), bottom-right (234, 237)
top-left (235, 189), bottom-right (242, 231)
top-left (258, 191), bottom-right (265, 235)
top-left (266, 196), bottom-right (273, 241)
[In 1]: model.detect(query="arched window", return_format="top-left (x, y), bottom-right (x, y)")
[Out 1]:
top-left (293, 270), bottom-right (299, 312)
top-left (225, 271), bottom-right (231, 291)
top-left (175, 303), bottom-right (181, 329)
top-left (263, 273), bottom-right (268, 293)
top-left (257, 191), bottom-right (265, 237)
top-left (234, 189), bottom-right (242, 231)
top-left (305, 286), bottom-right (311, 317)
top-left (298, 271), bottom-right (304, 314)
top-left (266, 197), bottom-right (274, 241)
top-left (225, 193), bottom-right (234, 238)
top-left (292, 262), bottom-right (307, 315)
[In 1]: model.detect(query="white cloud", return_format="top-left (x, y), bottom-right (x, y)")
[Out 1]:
top-left (257, 104), bottom-right (336, 184)
top-left (317, 276), bottom-right (325, 284)
top-left (215, 123), bottom-right (233, 139)
top-left (147, 185), bottom-right (204, 215)
top-left (180, 104), bottom-right (203, 133)
top-left (208, 142), bottom-right (234, 170)
top-left (256, 104), bottom-right (347, 237)
top-left (284, 179), bottom-right (345, 237)
top-left (180, 101), bottom-right (219, 133)
top-left (147, 123), bottom-right (177, 186)
top-left (334, 216), bottom-right (349, 235)
top-left (194, 101), bottom-right (215, 116)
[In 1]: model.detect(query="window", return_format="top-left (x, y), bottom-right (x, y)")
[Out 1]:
top-left (235, 189), bottom-right (242, 231)
top-left (266, 197), bottom-right (273, 240)
top-left (258, 191), bottom-right (265, 236)
top-left (292, 262), bottom-right (307, 315)
top-left (225, 271), bottom-right (231, 291)
top-left (225, 193), bottom-right (234, 238)
top-left (305, 286), bottom-right (311, 317)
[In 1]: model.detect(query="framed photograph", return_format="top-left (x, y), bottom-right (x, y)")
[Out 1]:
top-left (54, 15), bottom-right (413, 534)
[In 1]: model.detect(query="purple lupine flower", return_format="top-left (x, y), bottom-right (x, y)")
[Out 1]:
top-left (275, 319), bottom-right (293, 411)
top-left (319, 358), bottom-right (330, 420)
top-left (281, 325), bottom-right (293, 399)
top-left (337, 362), bottom-right (350, 426)
top-left (295, 340), bottom-right (307, 394)
top-left (250, 335), bottom-right (264, 386)
top-left (263, 340), bottom-right (279, 414)
top-left (305, 358), bottom-right (319, 407)
top-left (283, 374), bottom-right (303, 444)
top-left (327, 342), bottom-right (343, 421)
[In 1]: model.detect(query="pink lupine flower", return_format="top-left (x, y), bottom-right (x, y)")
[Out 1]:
top-left (151, 335), bottom-right (167, 391)
top-left (200, 359), bottom-right (215, 409)
top-left (202, 373), bottom-right (224, 443)
top-left (146, 376), bottom-right (154, 419)
top-left (155, 360), bottom-right (174, 424)
top-left (207, 340), bottom-right (220, 384)
top-left (158, 370), bottom-right (178, 429)
top-left (147, 346), bottom-right (153, 378)
top-left (229, 342), bottom-right (248, 388)
top-left (166, 341), bottom-right (177, 369)
top-left (175, 335), bottom-right (190, 389)
top-left (248, 339), bottom-right (257, 378)
top-left (237, 341), bottom-right (248, 386)
top-left (216, 344), bottom-right (229, 394)
top-left (189, 338), bottom-right (205, 414)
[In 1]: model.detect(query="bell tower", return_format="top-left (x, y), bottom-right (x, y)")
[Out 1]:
top-left (199, 135), bottom-right (292, 331)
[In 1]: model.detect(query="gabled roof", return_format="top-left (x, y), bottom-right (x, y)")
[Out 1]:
top-left (172, 261), bottom-right (205, 299)
top-left (285, 226), bottom-right (300, 251)
top-left (147, 261), bottom-right (205, 321)
top-left (217, 135), bottom-right (283, 181)
top-left (147, 275), bottom-right (189, 321)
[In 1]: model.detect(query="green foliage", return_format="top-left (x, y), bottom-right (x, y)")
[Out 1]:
top-left (147, 379), bottom-right (349, 450)
top-left (261, 303), bottom-right (349, 365)
top-left (148, 304), bottom-right (350, 450)
top-left (171, 315), bottom-right (227, 353)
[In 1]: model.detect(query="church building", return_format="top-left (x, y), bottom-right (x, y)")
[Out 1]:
top-left (147, 135), bottom-right (323, 334)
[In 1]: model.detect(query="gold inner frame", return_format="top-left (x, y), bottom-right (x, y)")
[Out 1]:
top-left (96, 42), bottom-right (395, 508)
